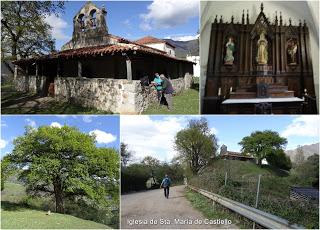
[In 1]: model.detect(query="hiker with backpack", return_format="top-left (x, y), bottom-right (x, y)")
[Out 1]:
top-left (160, 174), bottom-right (172, 199)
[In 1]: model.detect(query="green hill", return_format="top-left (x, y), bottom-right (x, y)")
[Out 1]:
top-left (188, 159), bottom-right (318, 229)
top-left (1, 183), bottom-right (110, 229)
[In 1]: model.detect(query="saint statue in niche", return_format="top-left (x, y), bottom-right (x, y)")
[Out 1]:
top-left (224, 37), bottom-right (235, 65)
top-left (287, 39), bottom-right (298, 64)
top-left (256, 31), bottom-right (268, 65)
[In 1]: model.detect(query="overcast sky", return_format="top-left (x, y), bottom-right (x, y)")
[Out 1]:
top-left (0, 115), bottom-right (120, 159)
top-left (45, 0), bottom-right (199, 50)
top-left (120, 115), bottom-right (320, 162)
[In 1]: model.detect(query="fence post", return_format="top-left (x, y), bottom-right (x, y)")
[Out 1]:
top-left (253, 174), bottom-right (262, 229)
top-left (224, 172), bottom-right (228, 186)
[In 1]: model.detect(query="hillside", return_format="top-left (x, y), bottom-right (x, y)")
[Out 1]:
top-left (164, 39), bottom-right (199, 58)
top-left (286, 142), bottom-right (319, 162)
top-left (1, 182), bottom-right (110, 229)
top-left (188, 159), bottom-right (318, 228)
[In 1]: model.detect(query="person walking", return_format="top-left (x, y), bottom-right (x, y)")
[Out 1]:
top-left (151, 73), bottom-right (163, 105)
top-left (160, 174), bottom-right (171, 199)
top-left (160, 74), bottom-right (174, 111)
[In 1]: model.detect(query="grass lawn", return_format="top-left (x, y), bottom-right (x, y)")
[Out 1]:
top-left (1, 207), bottom-right (109, 229)
top-left (143, 88), bottom-right (199, 114)
top-left (1, 182), bottom-right (109, 229)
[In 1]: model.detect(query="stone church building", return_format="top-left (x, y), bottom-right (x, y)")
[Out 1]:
top-left (13, 2), bottom-right (194, 113)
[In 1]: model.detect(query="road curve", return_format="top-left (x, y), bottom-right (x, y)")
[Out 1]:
top-left (121, 185), bottom-right (238, 229)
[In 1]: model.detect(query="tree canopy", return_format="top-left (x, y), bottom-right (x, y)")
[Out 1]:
top-left (1, 1), bottom-right (64, 59)
top-left (4, 125), bottom-right (119, 214)
top-left (120, 142), bottom-right (132, 167)
top-left (239, 130), bottom-right (288, 167)
top-left (174, 118), bottom-right (218, 174)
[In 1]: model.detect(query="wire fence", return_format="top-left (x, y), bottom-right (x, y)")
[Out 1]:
top-left (189, 170), bottom-right (319, 228)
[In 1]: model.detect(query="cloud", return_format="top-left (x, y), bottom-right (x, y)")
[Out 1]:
top-left (0, 139), bottom-right (7, 149)
top-left (281, 116), bottom-right (319, 137)
top-left (50, 122), bottom-right (62, 128)
top-left (1, 120), bottom-right (7, 127)
top-left (82, 115), bottom-right (98, 123)
top-left (210, 127), bottom-right (219, 135)
top-left (25, 118), bottom-right (36, 128)
top-left (44, 14), bottom-right (70, 40)
top-left (89, 130), bottom-right (117, 144)
top-left (121, 116), bottom-right (190, 162)
top-left (165, 34), bottom-right (199, 41)
top-left (140, 0), bottom-right (199, 31)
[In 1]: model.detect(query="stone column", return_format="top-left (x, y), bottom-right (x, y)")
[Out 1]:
top-left (126, 59), bottom-right (132, 80)
top-left (36, 63), bottom-right (39, 77)
top-left (78, 61), bottom-right (82, 77)
top-left (14, 65), bottom-right (18, 81)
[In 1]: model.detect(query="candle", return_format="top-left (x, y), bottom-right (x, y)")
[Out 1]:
top-left (230, 87), bottom-right (233, 92)
top-left (218, 88), bottom-right (221, 96)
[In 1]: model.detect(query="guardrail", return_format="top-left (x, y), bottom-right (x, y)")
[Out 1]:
top-left (188, 185), bottom-right (304, 229)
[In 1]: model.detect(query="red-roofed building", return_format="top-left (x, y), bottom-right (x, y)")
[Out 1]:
top-left (135, 36), bottom-right (176, 57)
top-left (12, 2), bottom-right (194, 114)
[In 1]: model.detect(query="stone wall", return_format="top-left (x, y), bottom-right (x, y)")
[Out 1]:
top-left (13, 73), bottom-right (193, 114)
top-left (14, 75), bottom-right (47, 94)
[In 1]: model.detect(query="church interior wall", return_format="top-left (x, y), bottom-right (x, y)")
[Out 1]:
top-left (200, 1), bottom-right (319, 109)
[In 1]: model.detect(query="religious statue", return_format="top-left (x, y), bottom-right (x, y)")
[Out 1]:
top-left (287, 39), bottom-right (298, 64)
top-left (224, 37), bottom-right (235, 65)
top-left (256, 31), bottom-right (268, 65)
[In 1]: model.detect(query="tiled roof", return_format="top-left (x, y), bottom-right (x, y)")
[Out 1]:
top-left (221, 151), bottom-right (255, 159)
top-left (13, 36), bottom-right (191, 64)
top-left (135, 36), bottom-right (175, 48)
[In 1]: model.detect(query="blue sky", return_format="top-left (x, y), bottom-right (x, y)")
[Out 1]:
top-left (47, 0), bottom-right (199, 50)
top-left (0, 115), bottom-right (120, 158)
top-left (121, 115), bottom-right (319, 162)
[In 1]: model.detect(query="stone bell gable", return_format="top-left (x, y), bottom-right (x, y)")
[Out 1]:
top-left (61, 1), bottom-right (111, 51)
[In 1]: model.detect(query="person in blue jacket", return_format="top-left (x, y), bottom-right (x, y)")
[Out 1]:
top-left (160, 174), bottom-right (172, 199)
top-left (151, 73), bottom-right (163, 104)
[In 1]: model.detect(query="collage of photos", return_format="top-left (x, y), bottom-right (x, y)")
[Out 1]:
top-left (0, 0), bottom-right (319, 229)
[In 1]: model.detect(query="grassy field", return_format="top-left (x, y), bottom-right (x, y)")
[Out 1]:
top-left (1, 182), bottom-right (109, 229)
top-left (185, 189), bottom-right (250, 229)
top-left (143, 88), bottom-right (199, 114)
top-left (188, 159), bottom-right (319, 229)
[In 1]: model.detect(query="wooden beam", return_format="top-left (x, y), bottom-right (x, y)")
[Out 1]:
top-left (126, 59), bottom-right (132, 80)
top-left (78, 61), bottom-right (82, 77)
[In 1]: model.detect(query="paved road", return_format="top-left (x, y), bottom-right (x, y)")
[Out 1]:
top-left (121, 185), bottom-right (238, 229)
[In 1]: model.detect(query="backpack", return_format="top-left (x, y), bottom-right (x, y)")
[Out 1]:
top-left (163, 177), bottom-right (171, 187)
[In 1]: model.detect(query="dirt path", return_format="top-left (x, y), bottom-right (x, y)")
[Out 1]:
top-left (121, 185), bottom-right (238, 229)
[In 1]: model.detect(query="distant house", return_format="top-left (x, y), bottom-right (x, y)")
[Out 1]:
top-left (135, 36), bottom-right (176, 57)
top-left (219, 145), bottom-right (255, 162)
top-left (290, 187), bottom-right (319, 203)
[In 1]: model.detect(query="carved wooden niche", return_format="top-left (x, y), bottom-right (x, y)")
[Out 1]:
top-left (285, 21), bottom-right (300, 72)
top-left (221, 20), bottom-right (238, 73)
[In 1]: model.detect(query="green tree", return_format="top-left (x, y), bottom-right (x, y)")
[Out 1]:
top-left (6, 125), bottom-right (119, 214)
top-left (266, 149), bottom-right (292, 170)
top-left (141, 156), bottom-right (161, 167)
top-left (174, 118), bottom-right (218, 174)
top-left (239, 130), bottom-right (287, 166)
top-left (291, 154), bottom-right (319, 187)
top-left (120, 142), bottom-right (132, 167)
top-left (1, 1), bottom-right (64, 59)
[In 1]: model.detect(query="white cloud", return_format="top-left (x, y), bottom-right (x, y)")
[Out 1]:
top-left (82, 115), bottom-right (98, 123)
top-left (0, 139), bottom-right (7, 149)
top-left (44, 14), bottom-right (70, 40)
top-left (165, 34), bottom-right (199, 41)
top-left (210, 127), bottom-right (218, 135)
top-left (50, 122), bottom-right (62, 128)
top-left (121, 116), bottom-right (190, 162)
top-left (281, 116), bottom-right (319, 137)
top-left (89, 130), bottom-right (117, 144)
top-left (25, 118), bottom-right (36, 128)
top-left (1, 120), bottom-right (7, 127)
top-left (140, 0), bottom-right (199, 31)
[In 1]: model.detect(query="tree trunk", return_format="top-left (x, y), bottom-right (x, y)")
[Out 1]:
top-left (53, 180), bottom-right (64, 213)
top-left (11, 41), bottom-right (17, 60)
top-left (258, 158), bottom-right (262, 167)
